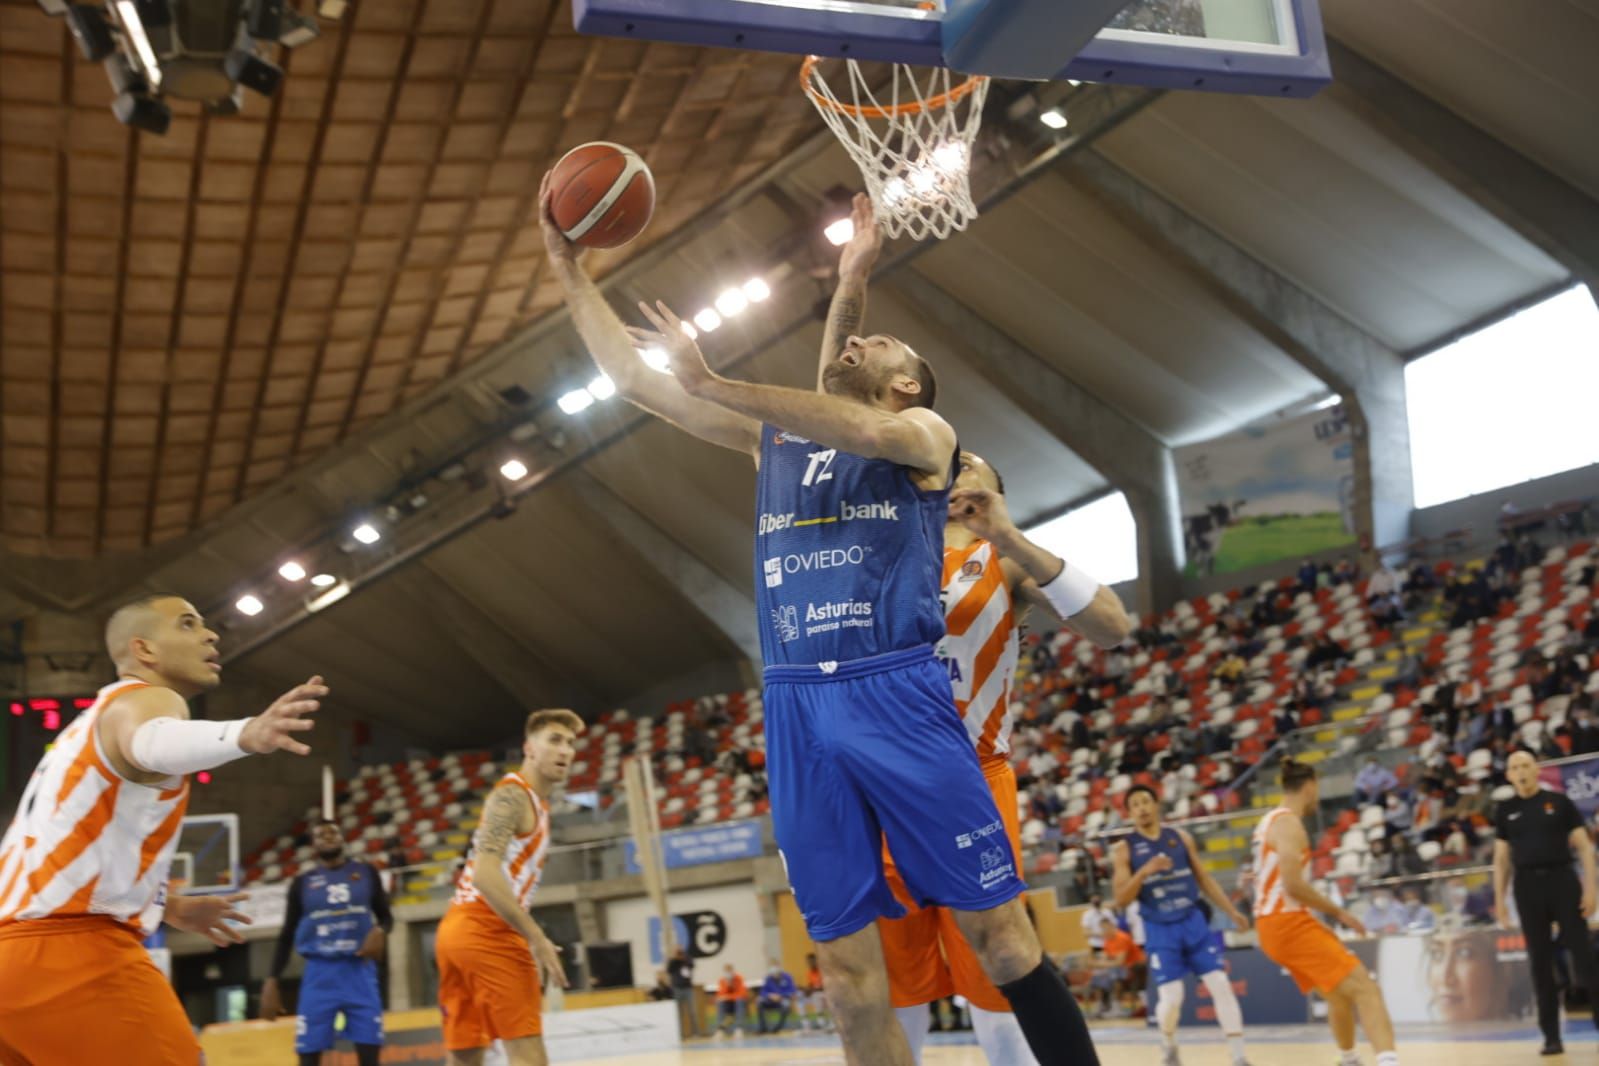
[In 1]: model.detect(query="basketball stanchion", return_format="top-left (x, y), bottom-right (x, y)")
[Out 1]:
top-left (623, 756), bottom-right (677, 961)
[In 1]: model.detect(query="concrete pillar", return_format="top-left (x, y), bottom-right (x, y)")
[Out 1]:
top-left (882, 275), bottom-right (1185, 615)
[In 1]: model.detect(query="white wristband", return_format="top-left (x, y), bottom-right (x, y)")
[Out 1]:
top-left (1039, 562), bottom-right (1101, 619)
top-left (129, 716), bottom-right (253, 777)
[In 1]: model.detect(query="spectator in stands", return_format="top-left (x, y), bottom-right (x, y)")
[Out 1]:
top-left (1391, 834), bottom-right (1425, 878)
top-left (1384, 792), bottom-right (1414, 835)
top-left (1212, 652), bottom-right (1247, 689)
top-left (1367, 836), bottom-right (1397, 881)
top-left (1274, 704), bottom-right (1300, 741)
top-left (1363, 887), bottom-right (1407, 935)
top-left (1334, 556), bottom-right (1359, 586)
top-left (1297, 558), bottom-right (1319, 594)
top-left (1081, 895), bottom-right (1112, 954)
top-left (1367, 560), bottom-right (1402, 603)
top-left (1492, 533), bottom-right (1519, 576)
top-left (1304, 633), bottom-right (1347, 671)
top-left (1356, 757), bottom-right (1400, 804)
top-left (713, 964), bottom-right (747, 1038)
top-left (755, 960), bottom-right (796, 1034)
top-left (1400, 888), bottom-right (1436, 933)
top-left (1565, 704), bottom-right (1599, 756)
top-left (1515, 532), bottom-right (1545, 570)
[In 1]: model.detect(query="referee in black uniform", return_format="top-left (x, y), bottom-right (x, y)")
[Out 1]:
top-left (1494, 749), bottom-right (1599, 1054)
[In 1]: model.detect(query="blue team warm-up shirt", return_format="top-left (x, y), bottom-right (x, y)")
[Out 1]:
top-left (274, 861), bottom-right (391, 1053)
top-left (754, 424), bottom-right (1024, 941)
top-left (754, 425), bottom-right (948, 667)
top-left (1130, 828), bottom-right (1225, 983)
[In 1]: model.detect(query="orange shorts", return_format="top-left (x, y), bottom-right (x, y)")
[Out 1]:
top-left (1257, 911), bottom-right (1361, 995)
top-left (878, 756), bottom-right (1020, 1013)
top-left (435, 904), bottom-right (543, 1050)
top-left (0, 916), bottom-right (201, 1066)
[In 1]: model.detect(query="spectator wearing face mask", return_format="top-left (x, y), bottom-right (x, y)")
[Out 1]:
top-left (1399, 888), bottom-right (1436, 933)
top-left (755, 960), bottom-right (796, 1034)
top-left (1363, 889), bottom-right (1407, 935)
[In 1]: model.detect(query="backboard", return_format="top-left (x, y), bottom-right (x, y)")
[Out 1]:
top-left (172, 813), bottom-right (240, 895)
top-left (572, 0), bottom-right (1330, 96)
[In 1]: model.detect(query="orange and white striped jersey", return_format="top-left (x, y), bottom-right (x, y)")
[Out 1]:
top-left (937, 539), bottom-right (1021, 760)
top-left (0, 680), bottom-right (189, 935)
top-left (1252, 806), bottom-right (1307, 917)
top-left (451, 771), bottom-right (550, 917)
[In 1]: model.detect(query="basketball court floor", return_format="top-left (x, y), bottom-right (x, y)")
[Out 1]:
top-left (567, 1023), bottom-right (1595, 1065)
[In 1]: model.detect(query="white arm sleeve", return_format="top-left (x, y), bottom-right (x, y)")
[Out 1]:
top-left (129, 716), bottom-right (253, 776)
top-left (1039, 561), bottom-right (1101, 619)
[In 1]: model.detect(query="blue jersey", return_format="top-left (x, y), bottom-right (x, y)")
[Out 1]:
top-left (1128, 827), bottom-right (1201, 925)
top-left (753, 425), bottom-right (952, 667)
top-left (291, 862), bottom-right (380, 960)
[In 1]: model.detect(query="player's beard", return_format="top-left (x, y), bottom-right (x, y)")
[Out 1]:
top-left (821, 358), bottom-right (880, 402)
top-left (316, 845), bottom-right (345, 863)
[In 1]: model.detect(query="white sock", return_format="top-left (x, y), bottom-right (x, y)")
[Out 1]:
top-left (1375, 1053), bottom-right (1398, 1066)
top-left (969, 1004), bottom-right (1039, 1066)
top-left (1227, 1035), bottom-right (1247, 1061)
top-left (1199, 970), bottom-right (1246, 1057)
top-left (895, 1004), bottom-right (930, 1065)
top-left (1156, 980), bottom-right (1185, 1050)
top-left (1340, 1051), bottom-right (1361, 1066)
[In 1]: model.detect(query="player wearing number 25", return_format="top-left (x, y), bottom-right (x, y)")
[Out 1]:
top-left (261, 818), bottom-right (393, 1066)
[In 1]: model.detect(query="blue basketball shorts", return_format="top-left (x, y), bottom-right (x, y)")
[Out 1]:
top-left (296, 956), bottom-right (384, 1053)
top-left (1144, 909), bottom-right (1225, 985)
top-left (764, 644), bottom-right (1026, 942)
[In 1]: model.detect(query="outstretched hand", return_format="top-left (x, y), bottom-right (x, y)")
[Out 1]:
top-left (167, 891), bottom-right (252, 948)
top-left (239, 677), bottom-right (326, 757)
top-left (838, 192), bottom-right (883, 280)
top-left (626, 301), bottom-right (714, 394)
top-left (949, 487), bottom-right (1018, 543)
top-left (537, 171), bottom-right (581, 268)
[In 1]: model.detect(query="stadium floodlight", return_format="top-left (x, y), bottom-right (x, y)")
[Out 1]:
top-left (693, 308), bottom-right (722, 333)
top-left (112, 90), bottom-right (171, 133)
top-left (715, 288), bottom-right (749, 318)
top-left (113, 0), bottom-right (161, 84)
top-left (1039, 108), bottom-right (1068, 129)
top-left (680, 321), bottom-right (698, 340)
top-left (558, 389), bottom-right (595, 415)
top-left (742, 277), bottom-right (771, 303)
top-left (499, 458), bottom-right (529, 481)
top-left (310, 573), bottom-right (338, 588)
top-left (278, 561), bottom-right (307, 581)
top-left (351, 523), bottom-right (380, 545)
top-left (236, 595), bottom-right (264, 616)
top-left (824, 218), bottom-right (854, 246)
top-left (640, 347), bottom-right (671, 373)
top-left (587, 374), bottom-right (616, 401)
top-left (64, 4), bottom-right (116, 61)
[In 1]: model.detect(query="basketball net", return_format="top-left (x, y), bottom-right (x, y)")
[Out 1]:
top-left (803, 57), bottom-right (989, 241)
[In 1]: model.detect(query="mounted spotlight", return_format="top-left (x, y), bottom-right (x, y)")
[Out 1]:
top-left (112, 90), bottom-right (172, 134)
top-left (204, 88), bottom-right (244, 115)
top-left (224, 31), bottom-right (283, 96)
top-left (103, 52), bottom-right (147, 95)
top-left (64, 4), bottom-right (116, 61)
top-left (246, 0), bottom-right (283, 39)
top-left (276, 6), bottom-right (318, 47)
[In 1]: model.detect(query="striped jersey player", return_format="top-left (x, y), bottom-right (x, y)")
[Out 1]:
top-left (879, 450), bottom-right (1133, 1065)
top-left (0, 595), bottom-right (324, 1065)
top-left (433, 708), bottom-right (580, 1066)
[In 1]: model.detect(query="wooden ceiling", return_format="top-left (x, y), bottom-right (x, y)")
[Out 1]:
top-left (0, 0), bottom-right (818, 558)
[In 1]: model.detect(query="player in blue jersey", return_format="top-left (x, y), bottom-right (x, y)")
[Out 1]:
top-left (261, 818), bottom-right (392, 1066)
top-left (542, 179), bottom-right (1096, 1066)
top-left (1112, 785), bottom-right (1252, 1066)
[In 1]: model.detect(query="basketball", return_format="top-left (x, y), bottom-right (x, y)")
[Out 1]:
top-left (548, 141), bottom-right (656, 249)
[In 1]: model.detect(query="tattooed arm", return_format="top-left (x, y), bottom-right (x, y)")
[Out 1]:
top-left (469, 785), bottom-right (542, 943)
top-left (817, 193), bottom-right (882, 389)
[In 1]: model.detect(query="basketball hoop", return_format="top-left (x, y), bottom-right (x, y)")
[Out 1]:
top-left (802, 56), bottom-right (989, 241)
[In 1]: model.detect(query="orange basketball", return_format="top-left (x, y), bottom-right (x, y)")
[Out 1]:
top-left (548, 142), bottom-right (655, 249)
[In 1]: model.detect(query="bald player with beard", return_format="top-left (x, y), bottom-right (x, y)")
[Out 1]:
top-left (0, 594), bottom-right (325, 1065)
top-left (542, 178), bottom-right (1098, 1066)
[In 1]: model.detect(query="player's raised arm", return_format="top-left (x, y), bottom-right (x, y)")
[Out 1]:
top-left (948, 482), bottom-right (1133, 648)
top-left (1269, 814), bottom-right (1364, 935)
top-left (1179, 829), bottom-right (1249, 929)
top-left (538, 174), bottom-right (760, 458)
top-left (638, 299), bottom-right (954, 478)
top-left (816, 194), bottom-right (882, 389)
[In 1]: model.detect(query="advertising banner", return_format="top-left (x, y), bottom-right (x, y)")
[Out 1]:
top-left (1176, 406), bottom-right (1356, 577)
top-left (622, 820), bottom-right (762, 874)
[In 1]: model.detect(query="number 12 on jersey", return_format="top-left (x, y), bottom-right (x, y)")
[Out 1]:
top-left (803, 449), bottom-right (836, 487)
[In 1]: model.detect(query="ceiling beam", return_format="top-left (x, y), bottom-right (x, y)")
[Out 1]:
top-left (880, 277), bottom-right (1181, 616)
top-left (564, 473), bottom-right (762, 670)
top-left (1060, 148), bottom-right (1413, 553)
top-left (1324, 39), bottom-right (1595, 303)
top-left (402, 561), bottom-right (601, 712)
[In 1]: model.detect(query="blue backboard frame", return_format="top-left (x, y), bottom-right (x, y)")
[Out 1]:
top-left (571, 0), bottom-right (1331, 97)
